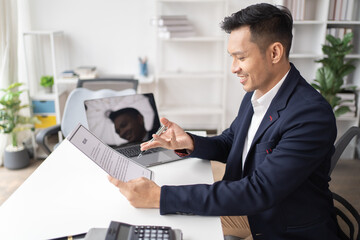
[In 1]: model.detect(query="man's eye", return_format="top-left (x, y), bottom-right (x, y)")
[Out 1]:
top-left (238, 57), bottom-right (245, 61)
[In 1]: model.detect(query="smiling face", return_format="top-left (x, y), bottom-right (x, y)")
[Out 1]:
top-left (228, 26), bottom-right (280, 97)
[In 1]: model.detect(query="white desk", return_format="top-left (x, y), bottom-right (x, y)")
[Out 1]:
top-left (0, 140), bottom-right (223, 240)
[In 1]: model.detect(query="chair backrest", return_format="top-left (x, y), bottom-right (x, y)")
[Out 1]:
top-left (76, 78), bottom-right (138, 92)
top-left (61, 88), bottom-right (136, 138)
top-left (333, 192), bottom-right (360, 240)
top-left (329, 127), bottom-right (360, 176)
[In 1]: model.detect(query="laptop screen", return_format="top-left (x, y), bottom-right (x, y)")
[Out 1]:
top-left (84, 93), bottom-right (161, 148)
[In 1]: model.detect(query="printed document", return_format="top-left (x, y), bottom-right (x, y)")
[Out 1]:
top-left (67, 124), bottom-right (153, 181)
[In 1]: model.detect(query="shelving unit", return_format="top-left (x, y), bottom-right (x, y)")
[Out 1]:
top-left (270, 0), bottom-right (360, 158)
top-left (23, 30), bottom-right (68, 142)
top-left (154, 0), bottom-right (228, 133)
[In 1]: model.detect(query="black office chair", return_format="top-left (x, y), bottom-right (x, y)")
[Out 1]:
top-left (329, 126), bottom-right (360, 176)
top-left (76, 78), bottom-right (138, 92)
top-left (333, 192), bottom-right (360, 240)
top-left (329, 126), bottom-right (360, 240)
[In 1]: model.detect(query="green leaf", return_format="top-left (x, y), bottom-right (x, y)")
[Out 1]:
top-left (338, 64), bottom-right (356, 79)
top-left (0, 82), bottom-right (36, 138)
top-left (342, 32), bottom-right (353, 46)
top-left (326, 34), bottom-right (340, 46)
top-left (329, 95), bottom-right (341, 108)
top-left (334, 106), bottom-right (351, 118)
top-left (323, 67), bottom-right (336, 91)
top-left (313, 32), bottom-right (355, 117)
top-left (40, 76), bottom-right (54, 87)
top-left (311, 83), bottom-right (321, 91)
top-left (6, 82), bottom-right (23, 91)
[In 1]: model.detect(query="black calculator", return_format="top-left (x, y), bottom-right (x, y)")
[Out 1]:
top-left (105, 221), bottom-right (182, 240)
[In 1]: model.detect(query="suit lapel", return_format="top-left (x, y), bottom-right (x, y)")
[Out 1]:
top-left (224, 94), bottom-right (254, 180)
top-left (243, 63), bottom-right (301, 172)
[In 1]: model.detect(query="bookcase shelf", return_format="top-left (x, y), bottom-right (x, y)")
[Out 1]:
top-left (293, 20), bottom-right (324, 25)
top-left (23, 30), bottom-right (66, 128)
top-left (299, 0), bottom-right (360, 159)
top-left (161, 36), bottom-right (224, 42)
top-left (159, 0), bottom-right (226, 2)
top-left (154, 0), bottom-right (228, 132)
top-left (161, 106), bottom-right (223, 115)
top-left (231, 0), bottom-right (360, 158)
top-left (327, 21), bottom-right (360, 26)
top-left (157, 72), bottom-right (224, 79)
top-left (154, 0), bottom-right (360, 148)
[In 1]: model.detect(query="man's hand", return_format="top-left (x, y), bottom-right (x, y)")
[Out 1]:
top-left (108, 176), bottom-right (161, 208)
top-left (141, 117), bottom-right (194, 152)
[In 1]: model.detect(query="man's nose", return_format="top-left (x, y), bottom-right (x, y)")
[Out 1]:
top-left (231, 59), bottom-right (240, 74)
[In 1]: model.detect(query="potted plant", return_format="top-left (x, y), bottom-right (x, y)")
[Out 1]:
top-left (311, 32), bottom-right (356, 117)
top-left (40, 75), bottom-right (54, 93)
top-left (0, 83), bottom-right (40, 169)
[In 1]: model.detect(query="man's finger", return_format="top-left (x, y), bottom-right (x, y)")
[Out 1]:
top-left (152, 134), bottom-right (172, 148)
top-left (160, 117), bottom-right (171, 129)
top-left (140, 139), bottom-right (160, 151)
top-left (108, 175), bottom-right (125, 188)
top-left (170, 129), bottom-right (176, 144)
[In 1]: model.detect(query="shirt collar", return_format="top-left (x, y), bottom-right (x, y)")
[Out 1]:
top-left (251, 70), bottom-right (290, 111)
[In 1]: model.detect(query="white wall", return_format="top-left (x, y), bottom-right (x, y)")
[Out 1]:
top-left (26, 0), bottom-right (257, 129)
top-left (28, 0), bottom-right (157, 76)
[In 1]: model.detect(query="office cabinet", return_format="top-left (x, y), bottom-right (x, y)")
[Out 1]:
top-left (154, 0), bottom-right (228, 133)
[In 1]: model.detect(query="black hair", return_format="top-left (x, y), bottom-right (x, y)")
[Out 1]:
top-left (221, 3), bottom-right (293, 58)
top-left (108, 108), bottom-right (142, 122)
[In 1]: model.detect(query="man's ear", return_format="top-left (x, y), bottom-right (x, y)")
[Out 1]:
top-left (269, 42), bottom-right (284, 64)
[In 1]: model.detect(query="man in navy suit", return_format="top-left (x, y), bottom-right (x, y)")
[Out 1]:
top-left (109, 3), bottom-right (339, 239)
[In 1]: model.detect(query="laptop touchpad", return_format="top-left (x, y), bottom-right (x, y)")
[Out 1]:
top-left (132, 152), bottom-right (169, 167)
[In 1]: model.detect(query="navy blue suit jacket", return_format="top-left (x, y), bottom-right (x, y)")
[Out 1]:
top-left (160, 64), bottom-right (339, 239)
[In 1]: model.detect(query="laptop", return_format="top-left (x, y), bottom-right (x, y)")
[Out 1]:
top-left (84, 93), bottom-right (184, 167)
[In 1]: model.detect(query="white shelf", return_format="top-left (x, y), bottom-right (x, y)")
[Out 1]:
top-left (327, 21), bottom-right (360, 27)
top-left (31, 93), bottom-right (57, 101)
top-left (290, 53), bottom-right (323, 58)
top-left (290, 53), bottom-right (360, 59)
top-left (160, 106), bottom-right (223, 115)
top-left (23, 30), bottom-right (67, 142)
top-left (137, 75), bottom-right (155, 84)
top-left (56, 78), bottom-right (78, 84)
top-left (337, 116), bottom-right (358, 121)
top-left (23, 30), bottom-right (63, 36)
top-left (155, 0), bottom-right (228, 133)
top-left (346, 54), bottom-right (360, 59)
top-left (159, 0), bottom-right (226, 2)
top-left (160, 36), bottom-right (224, 42)
top-left (157, 72), bottom-right (224, 79)
top-left (293, 20), bottom-right (325, 25)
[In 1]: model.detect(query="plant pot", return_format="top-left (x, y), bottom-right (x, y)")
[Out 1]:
top-left (44, 86), bottom-right (53, 93)
top-left (4, 145), bottom-right (30, 170)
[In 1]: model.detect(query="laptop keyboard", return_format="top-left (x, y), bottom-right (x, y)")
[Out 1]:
top-left (116, 145), bottom-right (162, 158)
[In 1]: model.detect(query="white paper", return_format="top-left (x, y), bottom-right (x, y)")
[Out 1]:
top-left (67, 124), bottom-right (152, 181)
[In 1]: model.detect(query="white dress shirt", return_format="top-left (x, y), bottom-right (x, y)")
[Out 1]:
top-left (242, 71), bottom-right (290, 169)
